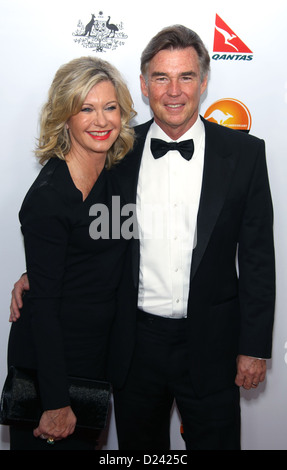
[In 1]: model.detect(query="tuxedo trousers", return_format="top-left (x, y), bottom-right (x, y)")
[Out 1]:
top-left (113, 310), bottom-right (241, 450)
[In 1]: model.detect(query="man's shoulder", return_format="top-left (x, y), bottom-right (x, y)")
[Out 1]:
top-left (115, 119), bottom-right (153, 168)
top-left (202, 116), bottom-right (263, 146)
top-left (110, 121), bottom-right (153, 175)
top-left (133, 119), bottom-right (153, 137)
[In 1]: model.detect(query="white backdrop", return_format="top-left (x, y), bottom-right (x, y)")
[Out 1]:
top-left (1, 0), bottom-right (286, 450)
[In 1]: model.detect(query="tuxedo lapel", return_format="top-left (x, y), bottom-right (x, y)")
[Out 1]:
top-left (190, 119), bottom-right (239, 280)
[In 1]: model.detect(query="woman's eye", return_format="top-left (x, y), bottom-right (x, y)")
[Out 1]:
top-left (81, 107), bottom-right (93, 113)
top-left (105, 105), bottom-right (117, 111)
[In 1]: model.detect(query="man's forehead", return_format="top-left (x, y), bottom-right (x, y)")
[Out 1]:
top-left (148, 47), bottom-right (199, 71)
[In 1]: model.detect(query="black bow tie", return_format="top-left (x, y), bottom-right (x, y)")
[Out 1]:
top-left (151, 138), bottom-right (194, 161)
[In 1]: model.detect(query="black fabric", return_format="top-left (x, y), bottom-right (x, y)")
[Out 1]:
top-left (7, 157), bottom-right (128, 413)
top-left (114, 310), bottom-right (241, 450)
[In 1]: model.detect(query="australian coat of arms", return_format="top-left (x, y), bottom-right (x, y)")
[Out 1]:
top-left (73, 12), bottom-right (128, 52)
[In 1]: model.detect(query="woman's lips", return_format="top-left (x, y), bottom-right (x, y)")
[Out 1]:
top-left (87, 130), bottom-right (113, 140)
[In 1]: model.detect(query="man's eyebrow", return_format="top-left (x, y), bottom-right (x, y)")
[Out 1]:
top-left (180, 70), bottom-right (197, 77)
top-left (150, 70), bottom-right (197, 77)
top-left (151, 71), bottom-right (168, 77)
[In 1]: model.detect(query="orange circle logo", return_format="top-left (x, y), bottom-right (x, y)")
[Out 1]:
top-left (204, 98), bottom-right (252, 132)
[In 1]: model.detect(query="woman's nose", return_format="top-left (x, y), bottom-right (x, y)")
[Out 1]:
top-left (94, 110), bottom-right (108, 127)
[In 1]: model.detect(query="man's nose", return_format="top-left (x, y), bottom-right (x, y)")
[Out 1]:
top-left (167, 79), bottom-right (182, 96)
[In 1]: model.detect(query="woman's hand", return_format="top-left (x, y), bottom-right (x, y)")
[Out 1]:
top-left (33, 406), bottom-right (77, 442)
top-left (9, 273), bottom-right (30, 322)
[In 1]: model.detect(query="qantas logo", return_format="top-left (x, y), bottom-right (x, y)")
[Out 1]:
top-left (212, 14), bottom-right (253, 61)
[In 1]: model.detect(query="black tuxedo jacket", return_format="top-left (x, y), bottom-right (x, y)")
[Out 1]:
top-left (109, 117), bottom-right (275, 397)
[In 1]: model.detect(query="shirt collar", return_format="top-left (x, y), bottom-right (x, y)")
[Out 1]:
top-left (150, 115), bottom-right (204, 144)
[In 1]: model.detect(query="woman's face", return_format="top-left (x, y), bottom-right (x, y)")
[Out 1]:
top-left (66, 80), bottom-right (121, 160)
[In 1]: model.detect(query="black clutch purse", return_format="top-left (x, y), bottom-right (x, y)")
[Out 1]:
top-left (0, 366), bottom-right (112, 430)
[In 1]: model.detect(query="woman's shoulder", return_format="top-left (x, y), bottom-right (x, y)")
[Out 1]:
top-left (29, 158), bottom-right (67, 190)
top-left (20, 158), bottom-right (76, 215)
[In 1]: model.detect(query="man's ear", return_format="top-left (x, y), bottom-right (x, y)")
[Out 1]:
top-left (200, 74), bottom-right (208, 96)
top-left (140, 74), bottom-right (149, 98)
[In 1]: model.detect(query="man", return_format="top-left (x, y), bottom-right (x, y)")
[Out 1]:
top-left (108, 25), bottom-right (275, 450)
top-left (11, 25), bottom-right (275, 450)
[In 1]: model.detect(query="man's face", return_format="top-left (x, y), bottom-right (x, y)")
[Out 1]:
top-left (140, 47), bottom-right (208, 140)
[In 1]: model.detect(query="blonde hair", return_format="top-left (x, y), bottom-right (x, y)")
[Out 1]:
top-left (35, 56), bottom-right (136, 168)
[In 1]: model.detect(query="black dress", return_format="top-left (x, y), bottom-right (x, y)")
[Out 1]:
top-left (8, 158), bottom-right (129, 450)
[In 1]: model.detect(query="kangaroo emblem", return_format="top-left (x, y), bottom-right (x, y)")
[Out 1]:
top-left (84, 14), bottom-right (96, 36)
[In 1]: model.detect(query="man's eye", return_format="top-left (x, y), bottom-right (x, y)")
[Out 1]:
top-left (156, 77), bottom-right (169, 83)
top-left (150, 76), bottom-right (169, 84)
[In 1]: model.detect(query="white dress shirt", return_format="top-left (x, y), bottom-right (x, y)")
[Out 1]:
top-left (137, 116), bottom-right (205, 318)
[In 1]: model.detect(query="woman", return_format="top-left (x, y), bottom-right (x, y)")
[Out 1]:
top-left (7, 56), bottom-right (136, 450)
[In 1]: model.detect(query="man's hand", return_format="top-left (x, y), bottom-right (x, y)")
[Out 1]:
top-left (235, 355), bottom-right (267, 390)
top-left (9, 273), bottom-right (30, 322)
